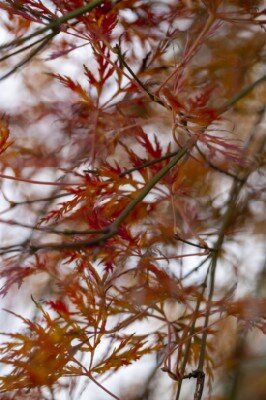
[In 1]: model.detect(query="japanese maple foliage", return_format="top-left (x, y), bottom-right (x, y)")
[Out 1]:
top-left (0, 1), bottom-right (265, 399)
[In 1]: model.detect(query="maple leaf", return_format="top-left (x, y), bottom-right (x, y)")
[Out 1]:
top-left (0, 266), bottom-right (33, 297)
top-left (101, 12), bottom-right (118, 35)
top-left (0, 116), bottom-right (14, 155)
top-left (0, 1), bottom-right (264, 399)
top-left (50, 73), bottom-right (93, 105)
top-left (0, 306), bottom-right (80, 391)
top-left (45, 300), bottom-right (70, 316)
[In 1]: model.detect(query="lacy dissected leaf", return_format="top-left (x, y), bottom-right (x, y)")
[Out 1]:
top-left (0, 116), bottom-right (14, 156)
top-left (0, 265), bottom-right (33, 297)
top-left (51, 74), bottom-right (93, 104)
top-left (0, 307), bottom-right (83, 391)
top-left (0, 1), bottom-right (265, 399)
top-left (92, 335), bottom-right (160, 374)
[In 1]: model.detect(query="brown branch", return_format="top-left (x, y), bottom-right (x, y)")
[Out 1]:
top-left (6, 193), bottom-right (70, 206)
top-left (119, 149), bottom-right (181, 176)
top-left (0, 218), bottom-right (105, 236)
top-left (220, 74), bottom-right (266, 112)
top-left (0, 172), bottom-right (82, 186)
top-left (0, 35), bottom-right (49, 63)
top-left (113, 44), bottom-right (167, 108)
top-left (195, 145), bottom-right (244, 182)
top-left (174, 235), bottom-right (216, 252)
top-left (192, 110), bottom-right (265, 400)
top-left (28, 147), bottom-right (189, 251)
top-left (0, 33), bottom-right (56, 82)
top-left (175, 280), bottom-right (207, 400)
top-left (0, 0), bottom-right (105, 51)
top-left (0, 0), bottom-right (107, 81)
top-left (183, 256), bottom-right (211, 280)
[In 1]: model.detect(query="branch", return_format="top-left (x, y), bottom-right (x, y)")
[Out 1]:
top-left (0, 218), bottom-right (104, 236)
top-left (6, 193), bottom-right (70, 205)
top-left (0, 151), bottom-right (186, 237)
top-left (194, 181), bottom-right (242, 400)
top-left (0, 35), bottom-right (48, 63)
top-left (29, 147), bottom-right (189, 251)
top-left (119, 149), bottom-right (181, 176)
top-left (0, 173), bottom-right (82, 186)
top-left (195, 145), bottom-right (244, 182)
top-left (0, 0), bottom-right (107, 81)
top-left (174, 235), bottom-right (216, 252)
top-left (0, 33), bottom-right (56, 82)
top-left (113, 44), bottom-right (167, 108)
top-left (0, 0), bottom-right (105, 51)
top-left (183, 256), bottom-right (211, 280)
top-left (175, 280), bottom-right (207, 400)
top-left (110, 147), bottom-right (188, 231)
top-left (220, 74), bottom-right (266, 112)
top-left (192, 109), bottom-right (265, 400)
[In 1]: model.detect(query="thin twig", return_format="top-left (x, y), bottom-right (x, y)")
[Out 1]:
top-left (0, 0), bottom-right (107, 81)
top-left (113, 45), bottom-right (166, 108)
top-left (0, 33), bottom-right (56, 81)
top-left (7, 193), bottom-right (70, 205)
top-left (192, 109), bottom-right (265, 400)
top-left (175, 279), bottom-right (207, 400)
top-left (0, 0), bottom-right (105, 51)
top-left (0, 173), bottom-right (82, 186)
top-left (195, 145), bottom-right (244, 182)
top-left (119, 149), bottom-right (181, 176)
top-left (221, 74), bottom-right (266, 112)
top-left (0, 35), bottom-right (49, 63)
top-left (0, 218), bottom-right (105, 236)
top-left (183, 256), bottom-right (211, 280)
top-left (174, 235), bottom-right (216, 252)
